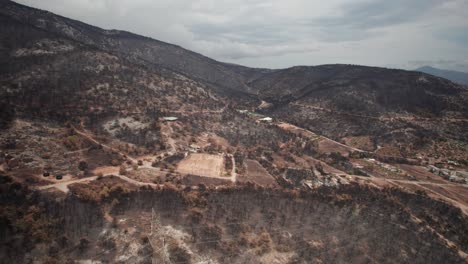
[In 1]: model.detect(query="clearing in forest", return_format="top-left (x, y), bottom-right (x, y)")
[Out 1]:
top-left (241, 160), bottom-right (277, 186)
top-left (177, 153), bottom-right (224, 178)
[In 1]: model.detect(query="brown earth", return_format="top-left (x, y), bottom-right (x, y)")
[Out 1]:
top-left (177, 153), bottom-right (225, 178)
top-left (239, 160), bottom-right (277, 187)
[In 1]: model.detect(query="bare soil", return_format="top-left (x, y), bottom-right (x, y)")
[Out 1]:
top-left (396, 164), bottom-right (447, 183)
top-left (419, 184), bottom-right (468, 210)
top-left (177, 153), bottom-right (224, 178)
top-left (239, 160), bottom-right (277, 186)
top-left (181, 174), bottom-right (232, 186)
top-left (342, 136), bottom-right (375, 151)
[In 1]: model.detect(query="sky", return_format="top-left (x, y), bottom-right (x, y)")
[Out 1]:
top-left (16, 0), bottom-right (468, 72)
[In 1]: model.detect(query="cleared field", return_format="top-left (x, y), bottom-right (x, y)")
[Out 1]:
top-left (239, 160), bottom-right (277, 186)
top-left (342, 136), bottom-right (375, 152)
top-left (318, 138), bottom-right (357, 156)
top-left (177, 153), bottom-right (224, 178)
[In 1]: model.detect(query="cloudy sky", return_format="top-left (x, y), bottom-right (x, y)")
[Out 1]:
top-left (16, 0), bottom-right (468, 71)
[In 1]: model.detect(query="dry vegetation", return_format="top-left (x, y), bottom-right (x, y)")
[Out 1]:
top-left (0, 2), bottom-right (467, 263)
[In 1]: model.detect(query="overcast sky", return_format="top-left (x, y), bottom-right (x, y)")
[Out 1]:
top-left (16, 0), bottom-right (468, 71)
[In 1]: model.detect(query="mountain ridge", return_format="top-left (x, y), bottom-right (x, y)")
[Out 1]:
top-left (1, 0), bottom-right (467, 160)
top-left (2, 0), bottom-right (466, 96)
top-left (416, 65), bottom-right (468, 85)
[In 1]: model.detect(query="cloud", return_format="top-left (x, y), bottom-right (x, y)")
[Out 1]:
top-left (192, 39), bottom-right (320, 60)
top-left (437, 27), bottom-right (468, 46)
top-left (305, 0), bottom-right (441, 42)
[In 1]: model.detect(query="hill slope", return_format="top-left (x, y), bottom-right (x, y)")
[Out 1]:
top-left (0, 0), bottom-right (271, 97)
top-left (416, 66), bottom-right (468, 85)
top-left (1, 0), bottom-right (467, 160)
top-left (249, 65), bottom-right (467, 159)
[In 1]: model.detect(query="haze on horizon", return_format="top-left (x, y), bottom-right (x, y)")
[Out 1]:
top-left (15, 0), bottom-right (468, 72)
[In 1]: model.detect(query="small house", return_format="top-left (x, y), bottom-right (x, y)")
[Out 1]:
top-left (258, 117), bottom-right (273, 123)
top-left (189, 144), bottom-right (201, 153)
top-left (163, 117), bottom-right (178, 121)
top-left (455, 171), bottom-right (468, 178)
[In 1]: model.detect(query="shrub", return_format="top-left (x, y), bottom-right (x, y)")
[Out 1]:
top-left (168, 239), bottom-right (191, 264)
top-left (119, 165), bottom-right (127, 175)
top-left (78, 161), bottom-right (88, 171)
top-left (78, 238), bottom-right (90, 253)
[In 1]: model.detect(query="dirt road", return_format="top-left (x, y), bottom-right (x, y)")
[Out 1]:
top-left (37, 175), bottom-right (99, 193)
top-left (37, 168), bottom-right (162, 193)
top-left (72, 125), bottom-right (137, 163)
top-left (277, 122), bottom-right (364, 153)
top-left (229, 154), bottom-right (237, 183)
top-left (386, 179), bottom-right (468, 215)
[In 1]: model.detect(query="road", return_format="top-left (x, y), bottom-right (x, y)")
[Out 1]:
top-left (386, 179), bottom-right (463, 187)
top-left (37, 168), bottom-right (161, 193)
top-left (230, 154), bottom-right (237, 183)
top-left (276, 122), bottom-right (364, 153)
top-left (386, 179), bottom-right (468, 215)
top-left (161, 123), bottom-right (177, 153)
top-left (71, 125), bottom-right (138, 163)
top-left (38, 175), bottom-right (99, 193)
top-left (349, 174), bottom-right (468, 215)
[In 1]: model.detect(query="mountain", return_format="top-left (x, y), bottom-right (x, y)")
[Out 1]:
top-left (1, 1), bottom-right (468, 263)
top-left (250, 64), bottom-right (466, 115)
top-left (1, 0), bottom-right (467, 159)
top-left (249, 64), bottom-right (467, 159)
top-left (416, 66), bottom-right (468, 85)
top-left (1, 0), bottom-right (467, 157)
top-left (0, 0), bottom-right (271, 98)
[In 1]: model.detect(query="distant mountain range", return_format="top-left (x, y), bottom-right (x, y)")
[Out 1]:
top-left (416, 66), bottom-right (468, 85)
